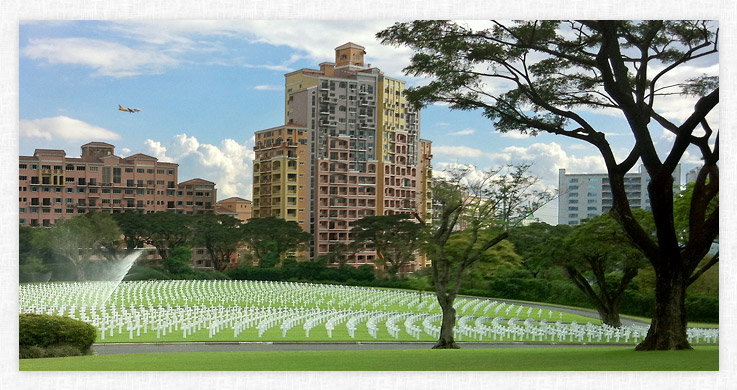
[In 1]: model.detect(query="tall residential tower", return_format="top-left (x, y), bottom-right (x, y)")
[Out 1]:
top-left (253, 43), bottom-right (432, 272)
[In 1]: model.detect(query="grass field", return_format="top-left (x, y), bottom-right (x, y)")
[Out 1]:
top-left (21, 280), bottom-right (719, 345)
top-left (19, 346), bottom-right (719, 371)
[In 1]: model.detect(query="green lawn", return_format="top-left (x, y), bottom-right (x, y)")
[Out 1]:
top-left (19, 346), bottom-right (718, 371)
top-left (92, 311), bottom-right (607, 344)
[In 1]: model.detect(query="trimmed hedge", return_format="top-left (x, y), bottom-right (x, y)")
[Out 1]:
top-left (19, 314), bottom-right (97, 354)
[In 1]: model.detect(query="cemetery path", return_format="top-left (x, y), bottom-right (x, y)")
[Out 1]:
top-left (92, 341), bottom-right (635, 355)
top-left (488, 299), bottom-right (650, 327)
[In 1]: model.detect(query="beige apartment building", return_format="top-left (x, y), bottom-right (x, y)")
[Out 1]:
top-left (19, 142), bottom-right (217, 226)
top-left (253, 43), bottom-right (432, 273)
top-left (215, 196), bottom-right (253, 222)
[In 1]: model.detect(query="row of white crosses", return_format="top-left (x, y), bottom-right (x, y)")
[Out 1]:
top-left (20, 280), bottom-right (718, 344)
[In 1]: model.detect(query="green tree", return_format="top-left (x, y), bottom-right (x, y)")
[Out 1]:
top-left (164, 246), bottom-right (193, 274)
top-left (508, 222), bottom-right (570, 279)
top-left (84, 212), bottom-right (125, 262)
top-left (556, 212), bottom-right (651, 327)
top-left (140, 212), bottom-right (193, 262)
top-left (112, 212), bottom-right (148, 252)
top-left (241, 217), bottom-right (311, 265)
top-left (318, 242), bottom-right (354, 268)
top-left (423, 165), bottom-right (550, 348)
top-left (191, 214), bottom-right (244, 272)
top-left (350, 214), bottom-right (425, 278)
top-left (378, 20), bottom-right (718, 350)
top-left (45, 213), bottom-right (122, 281)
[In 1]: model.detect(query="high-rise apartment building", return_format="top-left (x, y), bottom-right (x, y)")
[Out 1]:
top-left (557, 165), bottom-right (681, 226)
top-left (19, 142), bottom-right (217, 226)
top-left (253, 43), bottom-right (432, 272)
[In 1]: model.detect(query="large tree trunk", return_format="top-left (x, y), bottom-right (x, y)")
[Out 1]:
top-left (433, 295), bottom-right (459, 349)
top-left (598, 308), bottom-right (622, 328)
top-left (635, 266), bottom-right (691, 350)
top-left (74, 261), bottom-right (87, 281)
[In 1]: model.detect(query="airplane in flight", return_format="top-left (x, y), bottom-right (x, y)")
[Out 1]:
top-left (118, 104), bottom-right (141, 113)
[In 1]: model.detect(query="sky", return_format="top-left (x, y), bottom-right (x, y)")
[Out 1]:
top-left (4, 3), bottom-right (736, 389)
top-left (18, 20), bottom-right (719, 225)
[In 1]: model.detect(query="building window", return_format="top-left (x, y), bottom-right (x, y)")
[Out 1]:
top-left (113, 167), bottom-right (121, 183)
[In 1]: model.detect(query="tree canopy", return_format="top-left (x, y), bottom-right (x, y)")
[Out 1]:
top-left (45, 212), bottom-right (122, 281)
top-left (423, 164), bottom-right (551, 348)
top-left (241, 217), bottom-right (311, 265)
top-left (378, 19), bottom-right (718, 351)
top-left (350, 214), bottom-right (425, 277)
top-left (559, 212), bottom-right (651, 326)
top-left (191, 214), bottom-right (245, 271)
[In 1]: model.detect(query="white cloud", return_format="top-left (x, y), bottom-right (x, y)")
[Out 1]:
top-left (144, 134), bottom-right (255, 201)
top-left (487, 142), bottom-right (607, 190)
top-left (449, 129), bottom-right (475, 136)
top-left (22, 38), bottom-right (179, 78)
top-left (254, 85), bottom-right (282, 91)
top-left (22, 21), bottom-right (420, 81)
top-left (499, 132), bottom-right (533, 139)
top-left (20, 116), bottom-right (121, 141)
top-left (649, 63), bottom-right (719, 124)
top-left (433, 145), bottom-right (486, 159)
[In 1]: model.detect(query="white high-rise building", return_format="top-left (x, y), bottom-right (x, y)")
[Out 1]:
top-left (557, 165), bottom-right (681, 226)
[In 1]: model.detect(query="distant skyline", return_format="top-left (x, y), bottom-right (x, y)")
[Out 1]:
top-left (19, 20), bottom-right (718, 225)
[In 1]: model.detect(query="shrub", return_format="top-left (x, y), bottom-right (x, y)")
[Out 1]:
top-left (123, 265), bottom-right (172, 281)
top-left (685, 294), bottom-right (719, 323)
top-left (19, 314), bottom-right (97, 354)
top-left (19, 346), bottom-right (46, 359)
top-left (183, 270), bottom-right (232, 280)
top-left (44, 344), bottom-right (83, 358)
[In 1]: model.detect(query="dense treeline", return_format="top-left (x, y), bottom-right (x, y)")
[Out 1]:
top-left (20, 187), bottom-right (718, 324)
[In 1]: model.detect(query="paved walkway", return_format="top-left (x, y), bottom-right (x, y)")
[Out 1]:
top-left (92, 341), bottom-right (633, 355)
top-left (486, 298), bottom-right (649, 327)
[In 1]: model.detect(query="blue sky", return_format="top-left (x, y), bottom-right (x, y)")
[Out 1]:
top-left (19, 20), bottom-right (719, 224)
